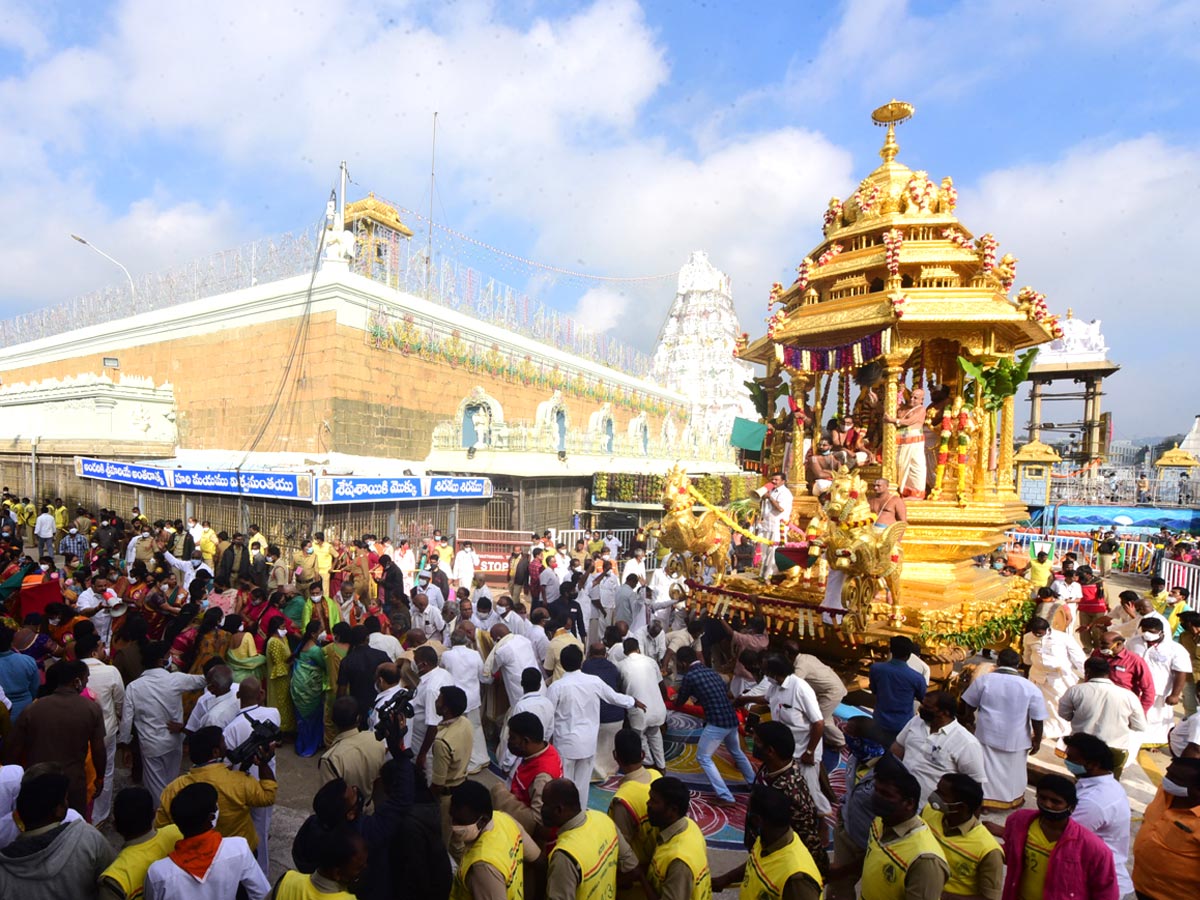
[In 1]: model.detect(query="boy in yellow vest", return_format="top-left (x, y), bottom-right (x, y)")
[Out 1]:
top-left (543, 776), bottom-right (640, 898)
top-left (713, 784), bottom-right (823, 899)
top-left (642, 776), bottom-right (712, 900)
top-left (921, 774), bottom-right (1003, 899)
top-left (858, 758), bottom-right (948, 900)
top-left (449, 780), bottom-right (541, 900)
top-left (98, 786), bottom-right (184, 900)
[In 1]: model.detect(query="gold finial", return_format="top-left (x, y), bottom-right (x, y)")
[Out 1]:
top-left (1066, 307), bottom-right (1073, 319)
top-left (871, 100), bottom-right (914, 163)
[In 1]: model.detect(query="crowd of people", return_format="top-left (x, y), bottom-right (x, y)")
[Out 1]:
top-left (0, 491), bottom-right (1195, 898)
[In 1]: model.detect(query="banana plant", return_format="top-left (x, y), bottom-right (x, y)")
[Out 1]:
top-left (958, 349), bottom-right (1038, 475)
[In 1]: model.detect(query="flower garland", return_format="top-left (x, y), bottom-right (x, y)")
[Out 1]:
top-left (940, 177), bottom-right (957, 210)
top-left (883, 229), bottom-right (904, 275)
top-left (1015, 287), bottom-right (1064, 338)
top-left (766, 308), bottom-right (788, 339)
top-left (793, 257), bottom-right (814, 291)
top-left (932, 407), bottom-right (954, 495)
top-left (816, 243), bottom-right (844, 267)
top-left (976, 234), bottom-right (998, 273)
top-left (905, 171), bottom-right (936, 213)
top-left (854, 182), bottom-right (881, 215)
top-left (767, 281), bottom-right (785, 309)
top-left (888, 293), bottom-right (908, 319)
top-left (822, 199), bottom-right (843, 234)
top-left (780, 330), bottom-right (886, 373)
top-left (942, 228), bottom-right (973, 250)
top-left (956, 405), bottom-right (972, 498)
top-left (921, 600), bottom-right (1035, 651)
top-left (682, 483), bottom-right (776, 545)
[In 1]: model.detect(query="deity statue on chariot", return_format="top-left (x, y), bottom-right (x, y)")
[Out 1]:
top-left (656, 102), bottom-right (1063, 663)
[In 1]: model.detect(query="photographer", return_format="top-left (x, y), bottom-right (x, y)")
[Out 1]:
top-left (222, 677), bottom-right (280, 875)
top-left (154, 725), bottom-right (275, 856)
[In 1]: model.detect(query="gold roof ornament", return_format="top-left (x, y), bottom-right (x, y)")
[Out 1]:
top-left (871, 100), bottom-right (914, 164)
top-left (345, 193), bottom-right (414, 237)
top-left (1014, 440), bottom-right (1062, 464)
top-left (1155, 443), bottom-right (1200, 468)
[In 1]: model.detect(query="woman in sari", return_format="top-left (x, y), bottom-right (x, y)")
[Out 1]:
top-left (328, 539), bottom-right (351, 598)
top-left (226, 612), bottom-right (267, 683)
top-left (323, 620), bottom-right (351, 746)
top-left (265, 615), bottom-right (296, 735)
top-left (166, 603), bottom-right (201, 670)
top-left (138, 573), bottom-right (180, 641)
top-left (290, 620), bottom-right (327, 756)
top-left (188, 608), bottom-right (229, 673)
top-left (238, 588), bottom-right (275, 652)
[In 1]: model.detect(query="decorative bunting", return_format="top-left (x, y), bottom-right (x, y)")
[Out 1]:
top-left (781, 329), bottom-right (889, 373)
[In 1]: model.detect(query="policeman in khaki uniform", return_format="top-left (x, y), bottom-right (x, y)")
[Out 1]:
top-left (543, 777), bottom-right (640, 899)
top-left (714, 785), bottom-right (823, 899)
top-left (859, 760), bottom-right (949, 900)
top-left (449, 781), bottom-right (540, 900)
top-left (642, 776), bottom-right (712, 900)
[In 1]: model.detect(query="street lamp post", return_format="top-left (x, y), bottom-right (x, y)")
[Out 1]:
top-left (70, 234), bottom-right (136, 302)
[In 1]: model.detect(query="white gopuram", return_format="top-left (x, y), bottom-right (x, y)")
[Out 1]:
top-left (650, 251), bottom-right (755, 445)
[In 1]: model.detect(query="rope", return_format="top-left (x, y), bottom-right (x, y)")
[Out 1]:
top-left (684, 485), bottom-right (777, 545)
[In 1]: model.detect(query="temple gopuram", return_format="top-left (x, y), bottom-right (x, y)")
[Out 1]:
top-left (684, 102), bottom-right (1063, 655)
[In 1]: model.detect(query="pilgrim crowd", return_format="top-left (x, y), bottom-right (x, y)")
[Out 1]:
top-left (0, 496), bottom-right (1193, 899)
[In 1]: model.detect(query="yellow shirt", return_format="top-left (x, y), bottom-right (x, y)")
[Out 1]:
top-left (1027, 560), bottom-right (1053, 588)
top-left (271, 871), bottom-right (355, 900)
top-left (610, 769), bottom-right (661, 863)
top-left (313, 541), bottom-right (334, 573)
top-left (100, 825), bottom-right (183, 900)
top-left (550, 810), bottom-right (621, 900)
top-left (154, 763), bottom-right (277, 850)
top-left (1018, 818), bottom-right (1056, 900)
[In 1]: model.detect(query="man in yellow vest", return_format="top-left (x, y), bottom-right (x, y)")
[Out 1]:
top-left (713, 785), bottom-right (823, 899)
top-left (449, 780), bottom-right (541, 900)
top-left (272, 827), bottom-right (367, 899)
top-left (858, 759), bottom-right (949, 899)
top-left (608, 728), bottom-right (661, 868)
top-left (53, 498), bottom-right (68, 543)
top-left (921, 774), bottom-right (1002, 900)
top-left (642, 775), bottom-right (712, 900)
top-left (543, 776), bottom-right (639, 898)
top-left (98, 786), bottom-right (184, 900)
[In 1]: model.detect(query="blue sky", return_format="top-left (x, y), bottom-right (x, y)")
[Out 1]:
top-left (1, 0), bottom-right (1197, 439)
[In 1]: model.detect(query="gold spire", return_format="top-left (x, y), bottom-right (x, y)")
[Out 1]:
top-left (871, 100), bottom-right (914, 164)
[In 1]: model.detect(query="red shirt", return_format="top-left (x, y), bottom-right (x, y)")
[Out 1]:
top-left (1091, 648), bottom-right (1156, 712)
top-left (1078, 582), bottom-right (1106, 614)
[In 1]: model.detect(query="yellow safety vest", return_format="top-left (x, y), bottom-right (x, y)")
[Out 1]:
top-left (920, 807), bottom-right (1000, 897)
top-left (740, 832), bottom-right (823, 900)
top-left (610, 769), bottom-right (662, 863)
top-left (271, 870), bottom-right (354, 899)
top-left (450, 812), bottom-right (525, 900)
top-left (649, 819), bottom-right (712, 900)
top-left (99, 825), bottom-right (183, 900)
top-left (861, 816), bottom-right (947, 900)
top-left (53, 506), bottom-right (68, 530)
top-left (550, 811), bottom-right (621, 900)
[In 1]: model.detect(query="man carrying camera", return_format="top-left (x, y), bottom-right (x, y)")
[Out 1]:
top-left (222, 677), bottom-right (281, 875)
top-left (154, 725), bottom-right (276, 859)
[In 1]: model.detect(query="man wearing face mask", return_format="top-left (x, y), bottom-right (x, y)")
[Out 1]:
top-left (1126, 617), bottom-right (1192, 746)
top-left (858, 758), bottom-right (948, 900)
top-left (448, 780), bottom-right (541, 899)
top-left (891, 691), bottom-right (987, 809)
top-left (999, 774), bottom-right (1117, 900)
top-left (1133, 756), bottom-right (1200, 898)
top-left (713, 785), bottom-right (824, 899)
top-left (95, 516), bottom-right (120, 553)
top-left (749, 720), bottom-right (830, 877)
top-left (5, 659), bottom-right (106, 814)
top-left (755, 655), bottom-right (832, 817)
top-left (1088, 630), bottom-right (1155, 715)
top-left (1063, 733), bottom-right (1132, 898)
top-left (920, 774), bottom-right (1002, 900)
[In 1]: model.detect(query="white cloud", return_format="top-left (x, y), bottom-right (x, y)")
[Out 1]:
top-left (571, 286), bottom-right (631, 334)
top-left (960, 135), bottom-right (1200, 438)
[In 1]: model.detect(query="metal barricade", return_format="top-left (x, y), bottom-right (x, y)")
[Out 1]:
top-left (1005, 531), bottom-right (1095, 564)
top-left (1161, 559), bottom-right (1200, 612)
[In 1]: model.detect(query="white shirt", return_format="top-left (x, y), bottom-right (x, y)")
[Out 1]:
top-left (527, 622), bottom-right (550, 663)
top-left (510, 690), bottom-right (556, 744)
top-left (760, 484), bottom-right (793, 537)
top-left (961, 668), bottom-right (1045, 751)
top-left (223, 704), bottom-right (283, 778)
top-left (441, 645), bottom-right (485, 712)
top-left (1126, 634), bottom-right (1192, 695)
top-left (618, 652), bottom-right (666, 729)
top-left (906, 654), bottom-right (931, 685)
top-left (76, 587), bottom-right (117, 643)
top-left (82, 657), bottom-right (125, 738)
top-left (603, 536), bottom-right (622, 557)
top-left (145, 834), bottom-right (269, 900)
top-left (598, 573), bottom-right (619, 612)
top-left (197, 691), bottom-right (242, 731)
top-left (369, 631), bottom-right (406, 663)
top-left (1057, 678), bottom-right (1147, 743)
top-left (621, 558), bottom-right (646, 586)
top-left (894, 717), bottom-right (987, 807)
top-left (119, 668), bottom-right (207, 756)
top-left (1051, 580), bottom-right (1083, 603)
top-left (412, 605), bottom-right (446, 643)
top-left (1022, 630), bottom-right (1086, 683)
top-left (188, 522), bottom-right (204, 544)
top-left (1073, 774), bottom-right (1133, 897)
top-left (397, 547), bottom-right (416, 594)
top-left (416, 581), bottom-right (445, 612)
top-left (766, 675), bottom-right (824, 758)
top-left (632, 626), bottom-right (667, 665)
top-left (33, 513), bottom-right (56, 538)
top-left (411, 667), bottom-right (456, 755)
top-left (0, 766), bottom-right (22, 820)
top-left (545, 669), bottom-right (634, 759)
top-left (483, 632), bottom-right (540, 705)
top-left (1171, 713), bottom-right (1200, 757)
top-left (370, 683), bottom-right (406, 733)
top-left (539, 567), bottom-right (561, 604)
top-left (453, 549), bottom-right (479, 585)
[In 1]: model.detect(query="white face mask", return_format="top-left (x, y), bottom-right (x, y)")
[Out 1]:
top-left (100, 521), bottom-right (109, 527)
top-left (1144, 633), bottom-right (1164, 644)
top-left (450, 821), bottom-right (481, 844)
top-left (277, 628), bottom-right (288, 638)
top-left (1163, 776), bottom-right (1191, 797)
top-left (312, 594), bottom-right (323, 602)
top-left (39, 564), bottom-right (49, 572)
top-left (211, 805), bottom-right (220, 829)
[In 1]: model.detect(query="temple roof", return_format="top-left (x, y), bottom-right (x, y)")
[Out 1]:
top-left (345, 193), bottom-right (414, 237)
top-left (1014, 440), bottom-right (1062, 464)
top-left (1155, 443), bottom-right (1200, 469)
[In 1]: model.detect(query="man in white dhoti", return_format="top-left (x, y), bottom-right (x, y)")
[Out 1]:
top-left (1022, 616), bottom-right (1085, 740)
top-left (118, 641), bottom-right (207, 806)
top-left (961, 649), bottom-right (1046, 808)
top-left (758, 471), bottom-right (793, 578)
top-left (617, 638), bottom-right (668, 770)
top-left (1127, 617), bottom-right (1192, 746)
top-left (885, 386), bottom-right (927, 498)
top-left (763, 655), bottom-right (831, 815)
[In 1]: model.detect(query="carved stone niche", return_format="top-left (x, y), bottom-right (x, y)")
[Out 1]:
top-left (829, 275), bottom-right (870, 301)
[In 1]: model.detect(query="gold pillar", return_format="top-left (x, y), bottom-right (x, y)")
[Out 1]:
top-left (786, 371), bottom-right (809, 496)
top-left (883, 361), bottom-right (902, 486)
top-left (998, 394), bottom-right (1015, 493)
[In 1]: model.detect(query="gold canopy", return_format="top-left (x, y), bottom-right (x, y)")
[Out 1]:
top-left (1155, 444), bottom-right (1200, 468)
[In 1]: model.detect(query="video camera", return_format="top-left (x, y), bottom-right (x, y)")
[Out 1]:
top-left (227, 718), bottom-right (282, 768)
top-left (373, 688), bottom-right (416, 744)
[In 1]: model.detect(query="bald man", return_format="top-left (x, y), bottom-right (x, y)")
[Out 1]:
top-left (581, 642), bottom-right (626, 782)
top-left (222, 675), bottom-right (280, 874)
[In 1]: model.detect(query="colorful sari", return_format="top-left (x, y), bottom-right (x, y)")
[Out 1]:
top-left (226, 632), bottom-right (266, 683)
top-left (322, 641), bottom-right (348, 746)
top-left (241, 598), bottom-right (275, 653)
top-left (290, 643), bottom-right (326, 757)
top-left (265, 635), bottom-right (295, 733)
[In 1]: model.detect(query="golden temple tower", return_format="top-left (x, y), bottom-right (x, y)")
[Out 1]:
top-left (738, 102), bottom-right (1061, 636)
top-left (346, 193), bottom-right (414, 288)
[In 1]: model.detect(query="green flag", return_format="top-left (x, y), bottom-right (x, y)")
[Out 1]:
top-left (730, 417), bottom-right (767, 451)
